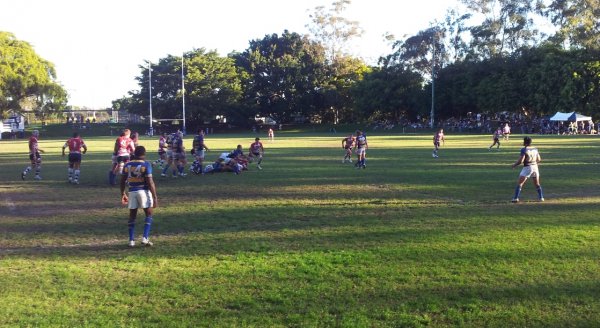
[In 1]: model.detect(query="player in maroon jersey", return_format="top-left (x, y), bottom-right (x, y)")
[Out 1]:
top-left (21, 130), bottom-right (45, 180)
top-left (432, 129), bottom-right (445, 158)
top-left (62, 132), bottom-right (88, 184)
top-left (342, 134), bottom-right (354, 163)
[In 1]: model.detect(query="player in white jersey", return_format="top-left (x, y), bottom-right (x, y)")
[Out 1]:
top-left (511, 136), bottom-right (544, 203)
top-left (354, 130), bottom-right (368, 169)
top-left (432, 129), bottom-right (445, 158)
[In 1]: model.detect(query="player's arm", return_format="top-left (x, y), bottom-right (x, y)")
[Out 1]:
top-left (113, 140), bottom-right (119, 154)
top-left (82, 143), bottom-right (87, 154)
top-left (342, 139), bottom-right (345, 148)
top-left (512, 154), bottom-right (525, 168)
top-left (62, 142), bottom-right (67, 156)
top-left (147, 176), bottom-right (158, 208)
top-left (365, 139), bottom-right (368, 150)
top-left (537, 153), bottom-right (541, 163)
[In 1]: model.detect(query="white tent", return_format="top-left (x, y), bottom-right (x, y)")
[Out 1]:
top-left (549, 112), bottom-right (574, 121)
top-left (569, 113), bottom-right (592, 122)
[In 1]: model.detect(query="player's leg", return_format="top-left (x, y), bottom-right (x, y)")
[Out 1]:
top-left (532, 175), bottom-right (544, 201)
top-left (34, 154), bottom-right (42, 180)
top-left (141, 190), bottom-right (154, 246)
top-left (68, 160), bottom-right (74, 183)
top-left (73, 159), bottom-right (81, 184)
top-left (512, 176), bottom-right (528, 202)
top-left (257, 154), bottom-right (263, 169)
top-left (22, 155), bottom-right (35, 179)
top-left (128, 208), bottom-right (138, 247)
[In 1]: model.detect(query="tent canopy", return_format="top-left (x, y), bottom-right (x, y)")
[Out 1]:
top-left (569, 113), bottom-right (592, 122)
top-left (549, 112), bottom-right (592, 122)
top-left (549, 112), bottom-right (574, 121)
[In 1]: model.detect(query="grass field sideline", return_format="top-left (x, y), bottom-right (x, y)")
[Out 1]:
top-left (1, 132), bottom-right (599, 327)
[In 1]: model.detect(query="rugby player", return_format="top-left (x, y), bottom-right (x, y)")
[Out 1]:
top-left (355, 130), bottom-right (368, 169)
top-left (21, 130), bottom-right (45, 180)
top-left (152, 132), bottom-right (168, 169)
top-left (433, 129), bottom-right (445, 158)
top-left (249, 137), bottom-right (264, 170)
top-left (342, 134), bottom-right (354, 163)
top-left (489, 127), bottom-right (503, 150)
top-left (120, 146), bottom-right (158, 247)
top-left (192, 129), bottom-right (209, 173)
top-left (61, 132), bottom-right (88, 184)
top-left (511, 136), bottom-right (544, 203)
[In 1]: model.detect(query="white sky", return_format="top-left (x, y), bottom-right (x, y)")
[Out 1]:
top-left (0, 0), bottom-right (456, 108)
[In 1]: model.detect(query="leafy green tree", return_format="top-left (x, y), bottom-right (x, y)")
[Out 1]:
top-left (353, 65), bottom-right (426, 122)
top-left (461, 0), bottom-right (538, 58)
top-left (542, 0), bottom-right (600, 49)
top-left (120, 49), bottom-right (242, 127)
top-left (234, 30), bottom-right (328, 123)
top-left (0, 31), bottom-right (67, 117)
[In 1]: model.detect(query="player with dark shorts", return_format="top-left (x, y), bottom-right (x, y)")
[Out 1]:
top-left (489, 127), bottom-right (502, 150)
top-left (62, 132), bottom-right (88, 184)
top-left (342, 134), bottom-right (354, 163)
top-left (21, 130), bottom-right (44, 180)
top-left (192, 129), bottom-right (209, 174)
top-left (153, 132), bottom-right (168, 169)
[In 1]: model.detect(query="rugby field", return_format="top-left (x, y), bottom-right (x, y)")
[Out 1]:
top-left (0, 132), bottom-right (599, 327)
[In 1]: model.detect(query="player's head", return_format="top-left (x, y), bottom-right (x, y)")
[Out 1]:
top-left (523, 136), bottom-right (532, 146)
top-left (133, 146), bottom-right (146, 159)
top-left (255, 137), bottom-right (260, 141)
top-left (72, 132), bottom-right (79, 138)
top-left (32, 130), bottom-right (39, 137)
top-left (122, 129), bottom-right (131, 137)
top-left (131, 131), bottom-right (139, 140)
top-left (177, 130), bottom-right (184, 137)
top-left (198, 129), bottom-right (204, 135)
top-left (237, 144), bottom-right (242, 150)
top-left (439, 128), bottom-right (444, 133)
top-left (162, 132), bottom-right (167, 137)
top-left (356, 130), bottom-right (362, 136)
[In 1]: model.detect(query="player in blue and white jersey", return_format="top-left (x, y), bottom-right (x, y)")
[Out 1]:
top-left (120, 146), bottom-right (158, 247)
top-left (511, 136), bottom-right (544, 203)
top-left (354, 130), bottom-right (368, 169)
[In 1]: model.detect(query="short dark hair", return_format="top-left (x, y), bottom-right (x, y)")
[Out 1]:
top-left (524, 136), bottom-right (532, 146)
top-left (134, 146), bottom-right (146, 158)
top-left (72, 132), bottom-right (79, 138)
top-left (255, 137), bottom-right (260, 141)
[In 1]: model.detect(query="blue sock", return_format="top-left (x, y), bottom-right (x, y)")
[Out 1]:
top-left (162, 164), bottom-right (170, 175)
top-left (143, 217), bottom-right (153, 239)
top-left (537, 186), bottom-right (544, 199)
top-left (128, 220), bottom-right (135, 241)
top-left (178, 165), bottom-right (184, 174)
top-left (513, 186), bottom-right (522, 200)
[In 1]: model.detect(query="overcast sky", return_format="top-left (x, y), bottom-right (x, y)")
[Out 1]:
top-left (0, 0), bottom-right (456, 108)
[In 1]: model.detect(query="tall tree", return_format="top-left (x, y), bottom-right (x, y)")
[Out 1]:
top-left (234, 30), bottom-right (327, 123)
top-left (307, 0), bottom-right (363, 64)
top-left (461, 0), bottom-right (538, 58)
top-left (0, 31), bottom-right (67, 117)
top-left (542, 0), bottom-right (600, 49)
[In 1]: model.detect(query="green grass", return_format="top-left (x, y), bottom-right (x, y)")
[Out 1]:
top-left (1, 131), bottom-right (599, 327)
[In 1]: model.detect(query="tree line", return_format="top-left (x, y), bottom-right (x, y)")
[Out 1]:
top-left (2, 0), bottom-right (599, 125)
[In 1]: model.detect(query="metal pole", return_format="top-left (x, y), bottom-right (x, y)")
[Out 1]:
top-left (430, 39), bottom-right (435, 129)
top-left (182, 54), bottom-right (186, 134)
top-left (148, 61), bottom-right (153, 135)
